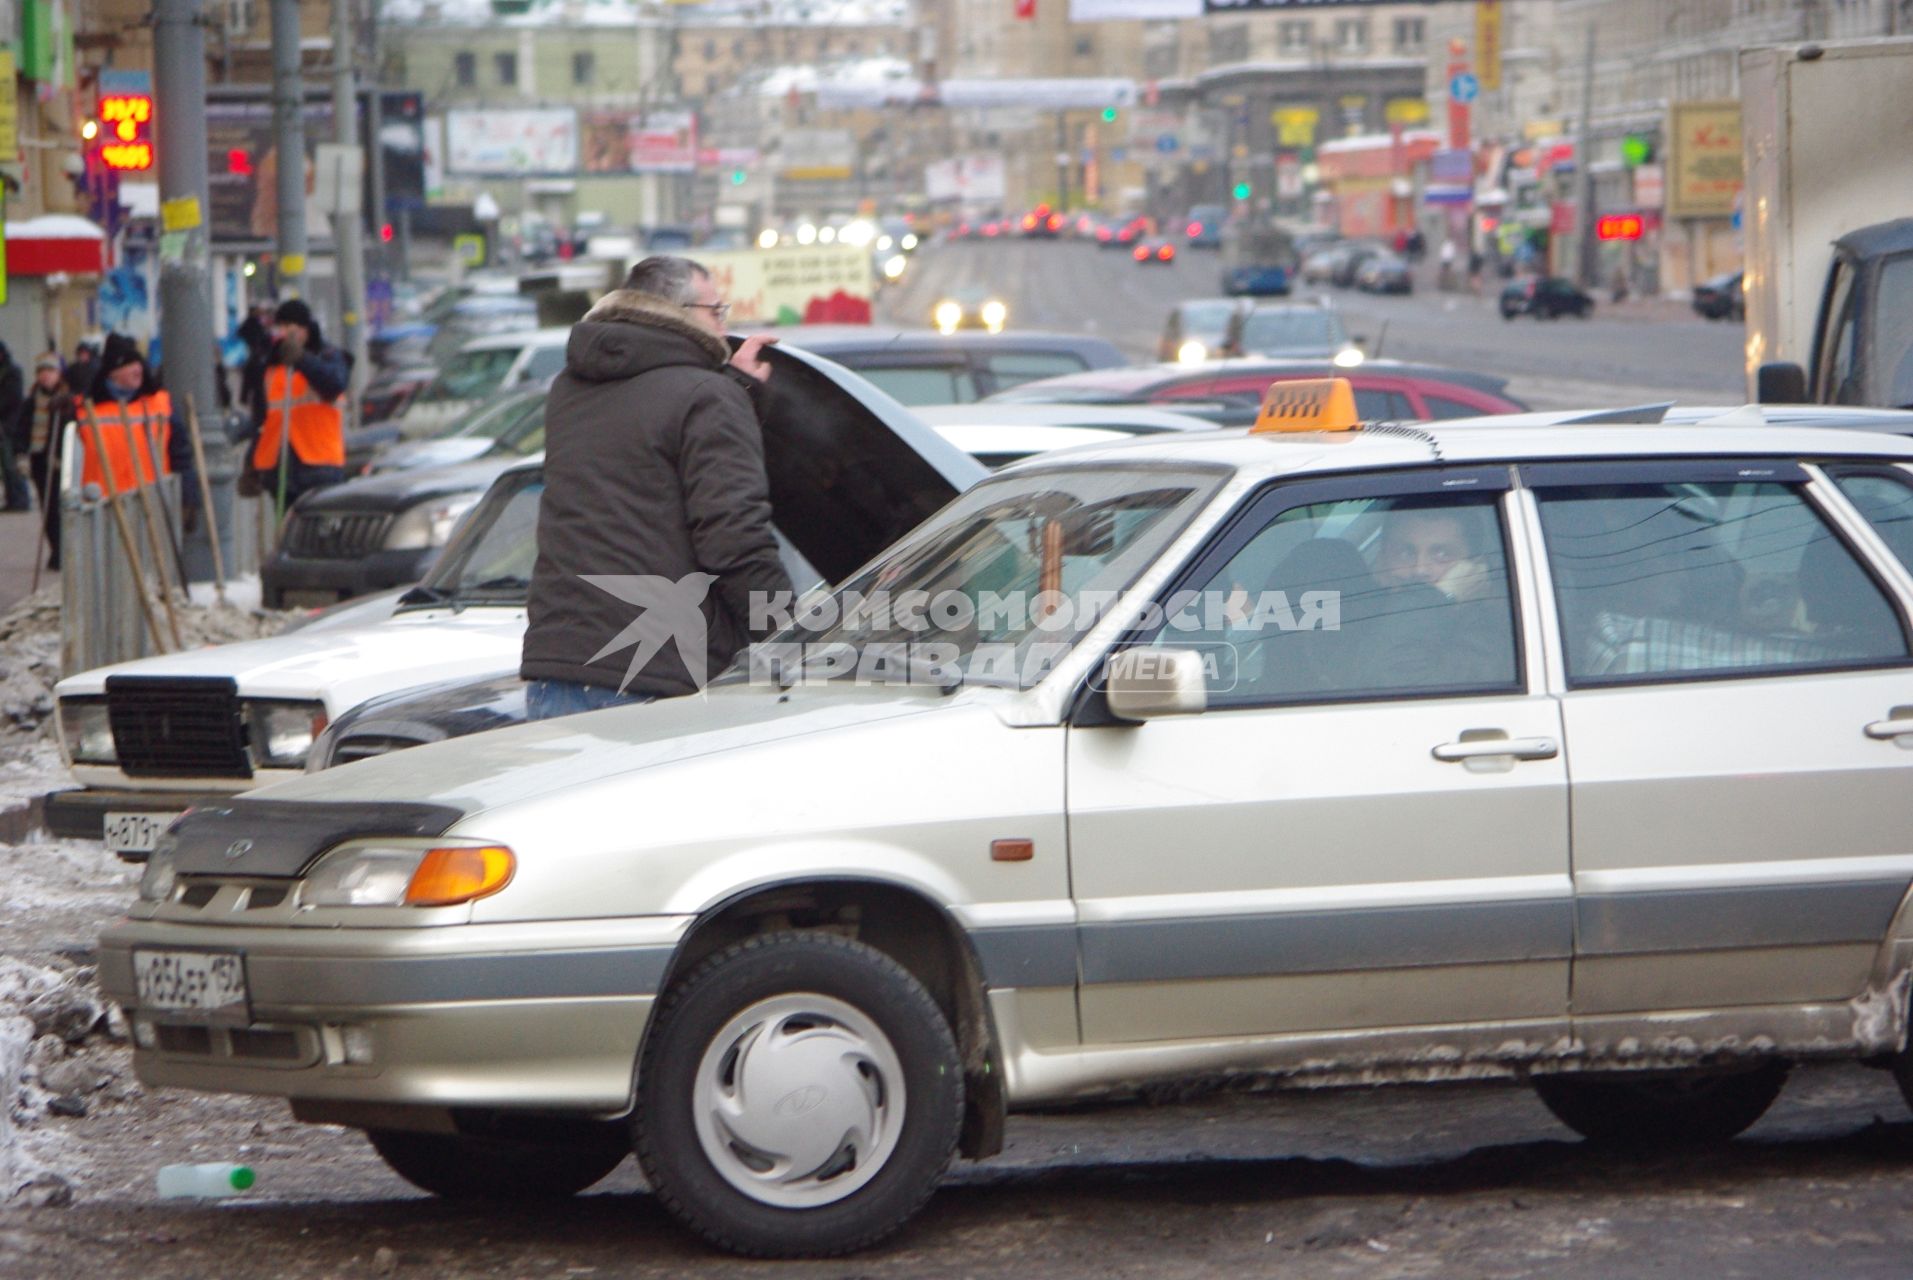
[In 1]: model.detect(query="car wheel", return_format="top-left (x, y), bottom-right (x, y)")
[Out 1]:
top-left (1577, 301), bottom-right (1594, 318)
top-left (1501, 307), bottom-right (1518, 321)
top-left (366, 1125), bottom-right (630, 1200)
top-left (634, 931), bottom-right (964, 1257)
top-left (1531, 1061), bottom-right (1788, 1147)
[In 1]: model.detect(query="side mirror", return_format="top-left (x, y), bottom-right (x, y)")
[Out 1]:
top-left (1103, 647), bottom-right (1208, 721)
top-left (1755, 361), bottom-right (1809, 404)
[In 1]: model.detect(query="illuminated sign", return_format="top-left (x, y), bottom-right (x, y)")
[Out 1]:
top-left (1596, 214), bottom-right (1645, 241)
top-left (98, 92), bottom-right (155, 171)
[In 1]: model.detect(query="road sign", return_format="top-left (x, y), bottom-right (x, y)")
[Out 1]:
top-left (1449, 73), bottom-right (1480, 104)
top-left (1156, 134), bottom-right (1178, 153)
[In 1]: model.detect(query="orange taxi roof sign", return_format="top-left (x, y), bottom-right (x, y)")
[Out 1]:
top-left (1251, 377), bottom-right (1362, 434)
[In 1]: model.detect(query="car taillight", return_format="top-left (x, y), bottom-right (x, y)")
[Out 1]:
top-left (1023, 215), bottom-right (1037, 230)
top-left (1047, 214), bottom-right (1062, 231)
top-left (1158, 245), bottom-right (1175, 261)
top-left (1186, 222), bottom-right (1202, 237)
top-left (1133, 245), bottom-right (1149, 261)
top-left (1098, 228), bottom-right (1112, 241)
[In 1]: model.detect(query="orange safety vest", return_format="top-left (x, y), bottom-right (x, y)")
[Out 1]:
top-left (78, 395), bottom-right (173, 496)
top-left (254, 366), bottom-right (345, 470)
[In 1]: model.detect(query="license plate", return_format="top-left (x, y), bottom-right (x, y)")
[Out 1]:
top-left (104, 811), bottom-right (181, 855)
top-left (133, 949), bottom-right (249, 1023)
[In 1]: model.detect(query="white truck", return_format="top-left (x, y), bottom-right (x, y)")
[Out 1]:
top-left (1742, 37), bottom-right (1913, 407)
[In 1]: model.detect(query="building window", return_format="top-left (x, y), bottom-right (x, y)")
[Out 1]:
top-left (1207, 22), bottom-right (1248, 64)
top-left (706, 73), bottom-right (719, 95)
top-left (572, 51), bottom-right (593, 85)
top-left (1278, 20), bottom-right (1312, 55)
top-left (454, 51), bottom-right (476, 87)
top-left (1394, 17), bottom-right (1424, 52)
top-left (495, 51), bottom-right (517, 85)
top-left (704, 38), bottom-right (716, 59)
top-left (1074, 35), bottom-right (1094, 56)
top-left (1335, 18), bottom-right (1369, 54)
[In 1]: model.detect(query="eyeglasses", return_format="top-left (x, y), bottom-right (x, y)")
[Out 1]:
top-left (686, 301), bottom-right (732, 322)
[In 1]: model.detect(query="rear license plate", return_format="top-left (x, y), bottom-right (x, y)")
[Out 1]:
top-left (104, 811), bottom-right (181, 855)
top-left (133, 949), bottom-right (250, 1023)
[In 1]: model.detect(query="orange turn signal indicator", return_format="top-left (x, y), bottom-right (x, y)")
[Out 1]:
top-left (404, 845), bottom-right (516, 906)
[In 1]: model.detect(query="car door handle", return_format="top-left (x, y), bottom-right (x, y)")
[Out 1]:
top-left (1863, 718), bottom-right (1913, 740)
top-left (1432, 736), bottom-right (1559, 762)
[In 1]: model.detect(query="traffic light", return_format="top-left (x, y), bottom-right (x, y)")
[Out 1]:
top-left (1101, 107), bottom-right (1118, 123)
top-left (1232, 181), bottom-right (1252, 200)
top-left (379, 222), bottom-right (395, 243)
top-left (730, 169), bottom-right (747, 186)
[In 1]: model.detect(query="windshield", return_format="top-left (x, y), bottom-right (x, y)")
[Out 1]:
top-left (1238, 309), bottom-right (1346, 352)
top-left (406, 470), bottom-right (541, 606)
top-left (1874, 252), bottom-right (1913, 408)
top-left (733, 466), bottom-right (1227, 691)
top-left (457, 390), bottom-right (546, 441)
top-left (489, 397), bottom-right (550, 456)
top-left (1182, 301), bottom-right (1239, 341)
top-left (422, 346), bottom-right (521, 403)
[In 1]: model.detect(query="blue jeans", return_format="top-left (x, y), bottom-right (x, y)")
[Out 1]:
top-left (525, 679), bottom-right (650, 721)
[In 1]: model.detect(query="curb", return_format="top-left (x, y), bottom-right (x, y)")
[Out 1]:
top-left (0, 795), bottom-right (49, 846)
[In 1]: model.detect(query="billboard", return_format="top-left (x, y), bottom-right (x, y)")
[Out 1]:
top-left (631, 111), bottom-right (698, 173)
top-left (1068, 0), bottom-right (1200, 18)
top-left (692, 245), bottom-right (874, 326)
top-left (446, 109), bottom-right (578, 176)
top-left (1667, 100), bottom-right (1742, 219)
top-left (776, 128), bottom-right (855, 180)
top-left (925, 155), bottom-right (1007, 203)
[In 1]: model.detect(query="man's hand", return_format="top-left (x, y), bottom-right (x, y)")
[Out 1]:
top-left (729, 334), bottom-right (777, 383)
top-left (13, 457), bottom-right (28, 478)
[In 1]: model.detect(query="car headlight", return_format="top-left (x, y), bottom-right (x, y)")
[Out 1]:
top-left (1177, 339), bottom-right (1209, 364)
top-left (303, 840), bottom-right (516, 907)
top-left (933, 300), bottom-right (963, 333)
top-left (137, 832), bottom-right (180, 902)
top-left (245, 699), bottom-right (329, 769)
top-left (1332, 346), bottom-right (1365, 368)
top-left (981, 299), bottom-right (1008, 333)
top-left (901, 233), bottom-right (918, 250)
top-left (384, 493), bottom-right (482, 550)
top-left (882, 254), bottom-right (907, 281)
top-left (58, 696), bottom-right (116, 766)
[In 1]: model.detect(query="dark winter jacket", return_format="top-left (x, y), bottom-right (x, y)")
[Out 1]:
top-left (12, 381), bottom-right (76, 459)
top-left (0, 347), bottom-right (23, 438)
top-left (520, 289), bottom-right (793, 698)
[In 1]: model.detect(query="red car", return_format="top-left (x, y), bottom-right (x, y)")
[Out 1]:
top-left (985, 358), bottom-right (1528, 425)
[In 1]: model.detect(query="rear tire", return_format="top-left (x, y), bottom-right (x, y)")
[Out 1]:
top-left (367, 1125), bottom-right (630, 1200)
top-left (1532, 1062), bottom-right (1788, 1147)
top-left (634, 932), bottom-right (964, 1257)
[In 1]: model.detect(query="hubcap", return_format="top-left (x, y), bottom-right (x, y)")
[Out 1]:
top-left (690, 992), bottom-right (906, 1208)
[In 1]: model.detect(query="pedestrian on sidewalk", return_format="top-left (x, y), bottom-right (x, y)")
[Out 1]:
top-left (0, 343), bottom-right (27, 511)
top-left (79, 334), bottom-right (186, 497)
top-left (240, 299), bottom-right (351, 512)
top-left (520, 254), bottom-right (789, 720)
top-left (12, 354), bottom-right (75, 570)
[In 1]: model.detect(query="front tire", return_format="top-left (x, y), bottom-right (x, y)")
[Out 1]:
top-left (635, 932), bottom-right (964, 1257)
top-left (367, 1125), bottom-right (630, 1200)
top-left (1532, 1062), bottom-right (1788, 1147)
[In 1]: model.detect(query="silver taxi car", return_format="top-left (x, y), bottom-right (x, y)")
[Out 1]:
top-left (102, 382), bottom-right (1913, 1255)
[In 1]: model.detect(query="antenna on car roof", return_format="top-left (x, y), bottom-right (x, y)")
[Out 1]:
top-left (1555, 402), bottom-right (1677, 425)
top-left (1364, 420), bottom-right (1445, 462)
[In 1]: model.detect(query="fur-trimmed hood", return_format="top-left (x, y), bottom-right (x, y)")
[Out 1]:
top-left (566, 288), bottom-right (729, 383)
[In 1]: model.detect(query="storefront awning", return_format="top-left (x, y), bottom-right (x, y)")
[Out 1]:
top-left (4, 215), bottom-right (107, 276)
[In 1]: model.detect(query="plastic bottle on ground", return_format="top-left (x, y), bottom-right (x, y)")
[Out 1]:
top-left (155, 1162), bottom-right (256, 1199)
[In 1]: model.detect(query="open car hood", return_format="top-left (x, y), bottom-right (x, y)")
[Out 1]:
top-left (747, 341), bottom-right (988, 582)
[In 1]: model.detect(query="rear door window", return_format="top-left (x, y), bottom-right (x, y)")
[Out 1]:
top-left (1531, 467), bottom-right (1909, 685)
top-left (856, 365), bottom-right (980, 405)
top-left (984, 351), bottom-right (1092, 393)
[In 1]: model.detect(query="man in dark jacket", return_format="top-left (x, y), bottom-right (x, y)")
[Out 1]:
top-left (520, 255), bottom-right (790, 718)
top-left (0, 343), bottom-right (27, 510)
top-left (240, 299), bottom-right (352, 510)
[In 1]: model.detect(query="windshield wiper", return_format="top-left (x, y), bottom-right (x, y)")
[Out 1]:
top-left (450, 574), bottom-right (532, 607)
top-left (397, 584), bottom-right (453, 607)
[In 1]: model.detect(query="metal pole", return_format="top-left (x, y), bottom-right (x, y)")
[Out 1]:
top-left (1575, 20), bottom-right (1600, 288)
top-left (153, 0), bottom-right (227, 585)
top-left (332, 0), bottom-right (369, 414)
top-left (271, 0), bottom-right (310, 299)
top-left (367, 0), bottom-right (388, 274)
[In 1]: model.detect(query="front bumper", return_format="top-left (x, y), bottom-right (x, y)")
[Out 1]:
top-left (261, 546), bottom-right (436, 608)
top-left (99, 914), bottom-right (690, 1112)
top-left (44, 785), bottom-right (251, 843)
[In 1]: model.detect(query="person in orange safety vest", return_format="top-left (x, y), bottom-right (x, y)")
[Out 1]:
top-left (77, 333), bottom-right (185, 500)
top-left (243, 298), bottom-right (350, 510)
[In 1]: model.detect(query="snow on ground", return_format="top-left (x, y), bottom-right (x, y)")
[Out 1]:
top-left (0, 585), bottom-right (297, 1206)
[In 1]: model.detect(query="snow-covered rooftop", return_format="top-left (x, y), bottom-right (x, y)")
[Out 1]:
top-left (382, 0), bottom-right (908, 25)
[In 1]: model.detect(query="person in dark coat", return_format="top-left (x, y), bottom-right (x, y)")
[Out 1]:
top-left (65, 341), bottom-right (100, 412)
top-left (0, 343), bottom-right (27, 510)
top-left (12, 354), bottom-right (76, 567)
top-left (519, 255), bottom-right (788, 719)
